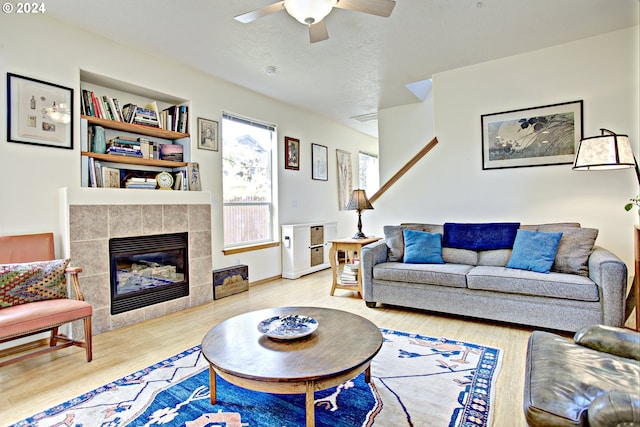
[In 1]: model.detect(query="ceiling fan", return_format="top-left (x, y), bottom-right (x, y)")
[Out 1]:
top-left (235, 0), bottom-right (396, 43)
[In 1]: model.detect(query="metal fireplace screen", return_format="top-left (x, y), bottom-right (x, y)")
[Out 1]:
top-left (109, 232), bottom-right (189, 314)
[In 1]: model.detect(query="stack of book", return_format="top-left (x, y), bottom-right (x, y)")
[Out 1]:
top-left (102, 136), bottom-right (157, 159)
top-left (125, 177), bottom-right (157, 189)
top-left (122, 103), bottom-right (161, 128)
top-left (106, 137), bottom-right (143, 157)
top-left (340, 262), bottom-right (359, 285)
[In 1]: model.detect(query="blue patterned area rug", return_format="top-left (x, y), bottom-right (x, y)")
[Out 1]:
top-left (12, 329), bottom-right (502, 427)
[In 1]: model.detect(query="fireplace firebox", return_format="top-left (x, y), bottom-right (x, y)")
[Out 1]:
top-left (109, 232), bottom-right (189, 315)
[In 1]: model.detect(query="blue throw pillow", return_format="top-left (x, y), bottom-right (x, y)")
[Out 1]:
top-left (442, 222), bottom-right (520, 251)
top-left (403, 229), bottom-right (444, 264)
top-left (506, 230), bottom-right (563, 273)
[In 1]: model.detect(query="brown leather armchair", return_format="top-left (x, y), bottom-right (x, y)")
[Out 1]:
top-left (0, 232), bottom-right (92, 366)
top-left (524, 324), bottom-right (640, 426)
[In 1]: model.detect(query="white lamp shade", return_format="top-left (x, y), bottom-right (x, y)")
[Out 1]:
top-left (284, 0), bottom-right (337, 25)
top-left (573, 133), bottom-right (634, 170)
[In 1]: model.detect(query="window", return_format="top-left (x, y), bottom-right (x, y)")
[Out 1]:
top-left (222, 113), bottom-right (276, 247)
top-left (359, 151), bottom-right (379, 197)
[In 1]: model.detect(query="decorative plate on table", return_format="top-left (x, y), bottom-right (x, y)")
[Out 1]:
top-left (257, 314), bottom-right (319, 340)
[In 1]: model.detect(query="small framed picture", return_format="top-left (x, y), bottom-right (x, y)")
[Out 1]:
top-left (197, 117), bottom-right (218, 151)
top-left (312, 143), bottom-right (328, 181)
top-left (285, 136), bottom-right (300, 170)
top-left (481, 100), bottom-right (583, 170)
top-left (7, 73), bottom-right (74, 149)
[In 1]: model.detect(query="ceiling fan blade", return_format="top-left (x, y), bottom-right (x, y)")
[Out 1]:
top-left (309, 20), bottom-right (329, 43)
top-left (234, 1), bottom-right (286, 23)
top-left (335, 0), bottom-right (395, 17)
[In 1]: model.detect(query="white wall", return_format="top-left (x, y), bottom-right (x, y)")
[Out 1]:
top-left (0, 15), bottom-right (377, 282)
top-left (372, 26), bottom-right (639, 269)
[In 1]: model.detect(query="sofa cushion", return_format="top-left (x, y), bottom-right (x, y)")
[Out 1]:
top-left (384, 224), bottom-right (442, 262)
top-left (467, 266), bottom-right (600, 301)
top-left (442, 247), bottom-right (478, 265)
top-left (507, 230), bottom-right (563, 274)
top-left (477, 249), bottom-right (512, 266)
top-left (442, 222), bottom-right (520, 251)
top-left (0, 259), bottom-right (70, 308)
top-left (373, 262), bottom-right (472, 288)
top-left (403, 230), bottom-right (444, 264)
top-left (537, 225), bottom-right (598, 277)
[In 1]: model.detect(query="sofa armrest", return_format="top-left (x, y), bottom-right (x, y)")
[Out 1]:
top-left (587, 391), bottom-right (640, 427)
top-left (575, 324), bottom-right (640, 361)
top-left (588, 247), bottom-right (628, 327)
top-left (361, 240), bottom-right (389, 302)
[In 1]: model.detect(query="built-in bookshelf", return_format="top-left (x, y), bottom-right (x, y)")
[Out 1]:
top-left (79, 70), bottom-right (196, 191)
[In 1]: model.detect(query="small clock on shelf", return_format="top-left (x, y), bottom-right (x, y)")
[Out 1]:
top-left (155, 171), bottom-right (174, 190)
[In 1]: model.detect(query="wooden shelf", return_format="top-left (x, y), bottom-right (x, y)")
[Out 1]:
top-left (81, 115), bottom-right (189, 140)
top-left (82, 152), bottom-right (187, 168)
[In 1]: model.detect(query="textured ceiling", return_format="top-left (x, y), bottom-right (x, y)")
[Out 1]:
top-left (46, 0), bottom-right (638, 137)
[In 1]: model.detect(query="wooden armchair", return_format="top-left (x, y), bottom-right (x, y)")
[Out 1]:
top-left (0, 233), bottom-right (92, 367)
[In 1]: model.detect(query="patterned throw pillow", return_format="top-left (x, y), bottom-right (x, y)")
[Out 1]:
top-left (0, 259), bottom-right (70, 308)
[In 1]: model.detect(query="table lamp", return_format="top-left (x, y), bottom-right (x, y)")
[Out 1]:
top-left (345, 189), bottom-right (373, 239)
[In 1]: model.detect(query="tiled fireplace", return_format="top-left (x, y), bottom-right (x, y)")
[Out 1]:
top-left (60, 188), bottom-right (213, 335)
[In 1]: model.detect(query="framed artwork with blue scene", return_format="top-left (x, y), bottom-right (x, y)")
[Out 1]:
top-left (481, 100), bottom-right (583, 170)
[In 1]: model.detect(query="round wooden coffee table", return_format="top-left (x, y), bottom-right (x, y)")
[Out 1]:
top-left (200, 306), bottom-right (382, 427)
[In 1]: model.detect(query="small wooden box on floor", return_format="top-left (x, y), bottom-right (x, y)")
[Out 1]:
top-left (213, 265), bottom-right (249, 300)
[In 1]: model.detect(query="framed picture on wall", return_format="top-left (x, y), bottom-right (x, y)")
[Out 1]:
top-left (285, 136), bottom-right (300, 170)
top-left (197, 117), bottom-right (219, 151)
top-left (7, 73), bottom-right (74, 149)
top-left (481, 100), bottom-right (583, 170)
top-left (312, 143), bottom-right (328, 181)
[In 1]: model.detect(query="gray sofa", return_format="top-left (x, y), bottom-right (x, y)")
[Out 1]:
top-left (361, 222), bottom-right (628, 332)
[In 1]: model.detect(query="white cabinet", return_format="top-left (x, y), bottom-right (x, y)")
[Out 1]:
top-left (281, 222), bottom-right (337, 279)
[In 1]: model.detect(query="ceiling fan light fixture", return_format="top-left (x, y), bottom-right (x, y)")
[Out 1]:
top-left (284, 0), bottom-right (337, 25)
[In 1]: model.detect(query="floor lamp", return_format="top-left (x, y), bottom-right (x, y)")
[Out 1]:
top-left (572, 128), bottom-right (639, 331)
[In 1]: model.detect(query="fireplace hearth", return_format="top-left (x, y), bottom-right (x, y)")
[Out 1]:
top-left (110, 232), bottom-right (189, 314)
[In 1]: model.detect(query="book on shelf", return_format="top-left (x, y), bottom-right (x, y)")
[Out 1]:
top-left (122, 103), bottom-right (137, 123)
top-left (101, 166), bottom-right (121, 188)
top-left (127, 177), bottom-right (156, 183)
top-left (81, 88), bottom-right (188, 135)
top-left (173, 170), bottom-right (185, 191)
top-left (162, 104), bottom-right (188, 132)
top-left (106, 148), bottom-right (143, 157)
top-left (125, 182), bottom-right (157, 189)
top-left (101, 96), bottom-right (117, 121)
top-left (125, 177), bottom-right (157, 189)
top-left (145, 101), bottom-right (162, 129)
top-left (121, 170), bottom-right (158, 185)
top-left (88, 157), bottom-right (97, 187)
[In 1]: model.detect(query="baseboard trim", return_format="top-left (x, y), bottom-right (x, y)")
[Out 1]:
top-left (250, 275), bottom-right (281, 286)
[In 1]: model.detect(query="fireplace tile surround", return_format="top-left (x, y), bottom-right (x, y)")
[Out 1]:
top-left (60, 188), bottom-right (213, 336)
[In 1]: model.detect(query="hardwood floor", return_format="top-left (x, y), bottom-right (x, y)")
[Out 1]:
top-left (1, 269), bottom-right (536, 426)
